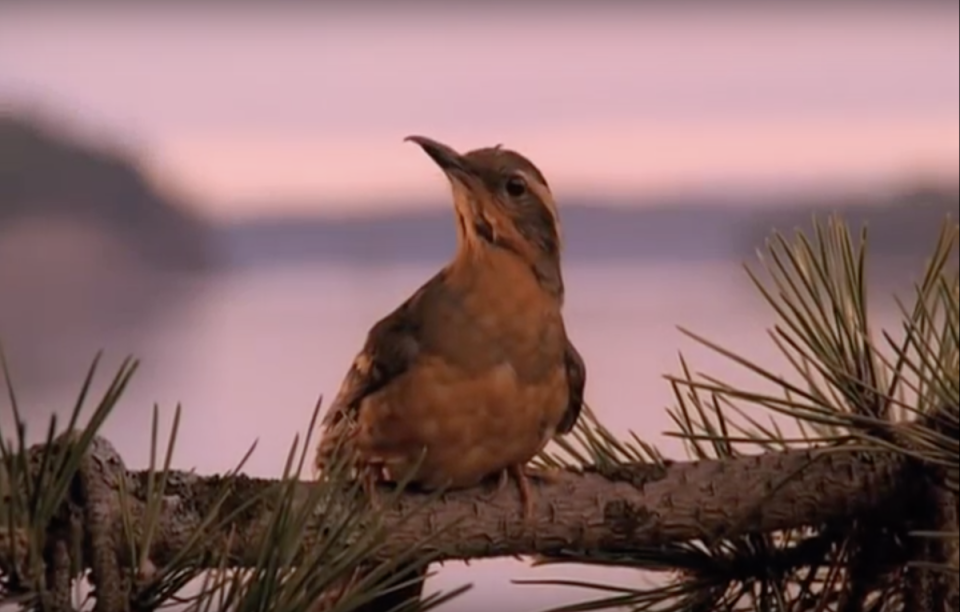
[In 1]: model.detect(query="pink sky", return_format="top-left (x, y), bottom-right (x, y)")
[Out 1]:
top-left (1, 4), bottom-right (957, 220)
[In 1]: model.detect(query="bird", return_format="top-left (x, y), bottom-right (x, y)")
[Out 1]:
top-left (315, 135), bottom-right (586, 513)
top-left (312, 135), bottom-right (586, 610)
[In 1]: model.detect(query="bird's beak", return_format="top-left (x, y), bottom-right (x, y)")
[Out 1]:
top-left (405, 135), bottom-right (487, 231)
top-left (404, 135), bottom-right (474, 179)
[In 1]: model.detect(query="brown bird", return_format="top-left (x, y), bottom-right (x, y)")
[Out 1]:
top-left (314, 135), bottom-right (586, 522)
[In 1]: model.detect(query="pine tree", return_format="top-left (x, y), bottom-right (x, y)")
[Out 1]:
top-left (1, 215), bottom-right (956, 612)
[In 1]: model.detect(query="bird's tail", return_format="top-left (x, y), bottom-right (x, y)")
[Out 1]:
top-left (312, 423), bottom-right (428, 611)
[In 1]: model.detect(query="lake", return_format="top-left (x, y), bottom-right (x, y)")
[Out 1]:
top-left (0, 258), bottom-right (910, 611)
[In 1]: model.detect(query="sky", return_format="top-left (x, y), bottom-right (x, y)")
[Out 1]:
top-left (1, 4), bottom-right (958, 220)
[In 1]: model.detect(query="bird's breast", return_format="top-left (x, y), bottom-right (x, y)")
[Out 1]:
top-left (442, 253), bottom-right (567, 379)
top-left (356, 353), bottom-right (569, 489)
top-left (347, 250), bottom-right (573, 489)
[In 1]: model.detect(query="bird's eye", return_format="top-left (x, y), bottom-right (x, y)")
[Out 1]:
top-left (505, 175), bottom-right (527, 198)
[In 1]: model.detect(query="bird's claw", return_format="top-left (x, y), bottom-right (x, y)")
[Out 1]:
top-left (479, 469), bottom-right (511, 503)
top-left (508, 464), bottom-right (538, 528)
top-left (478, 466), bottom-right (541, 528)
top-left (522, 465), bottom-right (565, 485)
top-left (361, 465), bottom-right (387, 510)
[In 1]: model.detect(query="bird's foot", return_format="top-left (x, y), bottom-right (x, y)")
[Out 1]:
top-left (510, 464), bottom-right (568, 527)
top-left (508, 464), bottom-right (537, 527)
top-left (360, 465), bottom-right (387, 510)
top-left (479, 465), bottom-right (559, 526)
top-left (479, 469), bottom-right (511, 503)
top-left (521, 464), bottom-right (565, 485)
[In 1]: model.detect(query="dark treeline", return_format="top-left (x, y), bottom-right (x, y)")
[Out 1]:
top-left (2, 112), bottom-right (955, 272)
top-left (0, 113), bottom-right (214, 271)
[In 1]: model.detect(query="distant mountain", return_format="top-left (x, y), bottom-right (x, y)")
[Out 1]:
top-left (0, 111), bottom-right (216, 387)
top-left (0, 112), bottom-right (214, 271)
top-left (215, 198), bottom-right (734, 267)
top-left (739, 184), bottom-right (959, 260)
top-left (216, 186), bottom-right (958, 269)
top-left (1, 109), bottom-right (954, 275)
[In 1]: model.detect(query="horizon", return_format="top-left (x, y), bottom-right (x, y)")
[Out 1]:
top-left (208, 179), bottom-right (960, 225)
top-left (2, 4), bottom-right (957, 221)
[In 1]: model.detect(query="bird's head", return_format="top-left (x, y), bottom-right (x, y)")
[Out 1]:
top-left (405, 135), bottom-right (564, 286)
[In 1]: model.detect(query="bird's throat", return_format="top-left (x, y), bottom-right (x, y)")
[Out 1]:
top-left (454, 229), bottom-right (565, 301)
top-left (454, 208), bottom-right (494, 248)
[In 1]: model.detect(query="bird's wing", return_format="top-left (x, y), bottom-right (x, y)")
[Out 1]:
top-left (324, 306), bottom-right (421, 427)
top-left (556, 337), bottom-right (586, 435)
top-left (314, 285), bottom-right (430, 472)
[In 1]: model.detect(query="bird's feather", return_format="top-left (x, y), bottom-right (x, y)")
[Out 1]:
top-left (330, 312), bottom-right (421, 421)
top-left (557, 338), bottom-right (586, 434)
top-left (315, 295), bottom-right (425, 471)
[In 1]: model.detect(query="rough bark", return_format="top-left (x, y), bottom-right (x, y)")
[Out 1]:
top-left (0, 436), bottom-right (912, 576)
top-left (903, 403), bottom-right (960, 611)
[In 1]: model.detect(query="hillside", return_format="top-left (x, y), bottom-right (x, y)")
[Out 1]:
top-left (0, 112), bottom-right (214, 271)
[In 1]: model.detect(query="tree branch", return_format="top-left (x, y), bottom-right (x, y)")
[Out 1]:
top-left (0, 436), bottom-right (913, 575)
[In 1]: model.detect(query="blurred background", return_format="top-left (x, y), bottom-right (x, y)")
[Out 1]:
top-left (1, 4), bottom-right (958, 610)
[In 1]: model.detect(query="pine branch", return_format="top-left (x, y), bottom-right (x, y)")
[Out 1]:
top-left (0, 434), bottom-right (912, 579)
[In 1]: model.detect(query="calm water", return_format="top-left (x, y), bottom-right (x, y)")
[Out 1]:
top-left (2, 259), bottom-right (906, 611)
